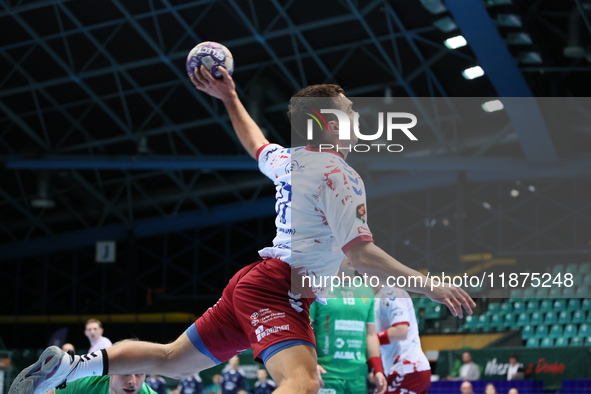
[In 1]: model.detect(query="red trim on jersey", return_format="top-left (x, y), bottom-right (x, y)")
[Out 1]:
top-left (342, 235), bottom-right (373, 254)
top-left (255, 144), bottom-right (273, 161)
top-left (305, 145), bottom-right (345, 159)
top-left (377, 330), bottom-right (391, 345)
top-left (367, 356), bottom-right (385, 375)
top-left (392, 321), bottom-right (410, 327)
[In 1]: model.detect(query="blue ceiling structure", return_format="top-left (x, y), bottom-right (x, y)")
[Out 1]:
top-left (1, 0), bottom-right (590, 261)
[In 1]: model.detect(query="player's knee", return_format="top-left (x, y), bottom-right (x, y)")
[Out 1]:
top-left (281, 376), bottom-right (318, 394)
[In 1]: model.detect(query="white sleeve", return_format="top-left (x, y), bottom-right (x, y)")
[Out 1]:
top-left (317, 162), bottom-right (373, 253)
top-left (256, 143), bottom-right (289, 181)
top-left (387, 297), bottom-right (411, 326)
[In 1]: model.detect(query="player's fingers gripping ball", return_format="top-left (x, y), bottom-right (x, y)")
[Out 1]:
top-left (186, 41), bottom-right (234, 79)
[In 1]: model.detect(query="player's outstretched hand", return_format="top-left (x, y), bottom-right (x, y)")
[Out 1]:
top-left (373, 372), bottom-right (387, 394)
top-left (190, 65), bottom-right (236, 102)
top-left (427, 282), bottom-right (475, 318)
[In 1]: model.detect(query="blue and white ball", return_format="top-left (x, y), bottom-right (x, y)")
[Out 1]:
top-left (186, 41), bottom-right (234, 79)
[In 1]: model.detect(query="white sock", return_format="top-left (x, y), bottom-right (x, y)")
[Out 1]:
top-left (66, 349), bottom-right (108, 382)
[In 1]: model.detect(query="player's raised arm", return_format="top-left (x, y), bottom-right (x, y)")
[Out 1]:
top-left (191, 66), bottom-right (269, 159)
top-left (345, 242), bottom-right (475, 318)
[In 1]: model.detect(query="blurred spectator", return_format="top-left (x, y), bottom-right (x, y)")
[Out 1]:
top-left (61, 343), bottom-right (76, 354)
top-left (253, 369), bottom-right (276, 394)
top-left (508, 389), bottom-right (519, 394)
top-left (448, 352), bottom-right (480, 381)
top-left (485, 383), bottom-right (497, 394)
top-left (203, 374), bottom-right (222, 394)
top-left (221, 356), bottom-right (248, 394)
top-left (146, 374), bottom-right (167, 394)
top-left (507, 354), bottom-right (524, 381)
top-left (84, 319), bottom-right (113, 353)
top-left (236, 390), bottom-right (248, 394)
top-left (461, 381), bottom-right (474, 394)
top-left (172, 373), bottom-right (202, 394)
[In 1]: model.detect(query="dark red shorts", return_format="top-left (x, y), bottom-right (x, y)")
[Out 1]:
top-left (386, 370), bottom-right (431, 394)
top-left (189, 258), bottom-right (315, 364)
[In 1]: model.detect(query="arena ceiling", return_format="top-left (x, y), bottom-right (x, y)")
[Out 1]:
top-left (1, 0), bottom-right (591, 259)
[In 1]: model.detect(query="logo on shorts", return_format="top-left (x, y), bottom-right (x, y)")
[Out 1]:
top-left (251, 312), bottom-right (259, 319)
top-left (255, 324), bottom-right (290, 341)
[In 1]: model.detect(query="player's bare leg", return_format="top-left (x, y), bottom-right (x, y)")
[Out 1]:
top-left (104, 332), bottom-right (216, 379)
top-left (264, 345), bottom-right (319, 394)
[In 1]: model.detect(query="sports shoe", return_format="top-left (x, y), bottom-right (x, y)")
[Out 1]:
top-left (9, 346), bottom-right (78, 394)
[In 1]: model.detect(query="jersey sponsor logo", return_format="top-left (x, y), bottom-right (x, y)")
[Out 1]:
top-left (255, 324), bottom-right (290, 341)
top-left (334, 338), bottom-right (345, 348)
top-left (347, 339), bottom-right (363, 349)
top-left (277, 227), bottom-right (296, 235)
top-left (262, 147), bottom-right (278, 163)
top-left (335, 320), bottom-right (365, 332)
top-left (333, 351), bottom-right (356, 359)
top-left (318, 389), bottom-right (337, 394)
top-left (356, 204), bottom-right (366, 223)
top-left (358, 226), bottom-right (372, 235)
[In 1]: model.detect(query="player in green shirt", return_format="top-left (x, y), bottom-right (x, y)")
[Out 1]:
top-left (309, 259), bottom-right (386, 394)
top-left (47, 374), bottom-right (156, 394)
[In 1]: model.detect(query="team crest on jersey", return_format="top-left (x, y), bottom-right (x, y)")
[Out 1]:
top-left (356, 204), bottom-right (366, 223)
top-left (285, 160), bottom-right (305, 174)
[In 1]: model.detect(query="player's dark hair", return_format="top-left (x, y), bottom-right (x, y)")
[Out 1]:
top-left (288, 84), bottom-right (346, 147)
top-left (509, 353), bottom-right (518, 360)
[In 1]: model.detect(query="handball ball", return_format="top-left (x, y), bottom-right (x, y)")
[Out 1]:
top-left (186, 41), bottom-right (234, 79)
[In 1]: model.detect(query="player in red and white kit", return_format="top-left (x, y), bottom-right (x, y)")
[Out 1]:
top-left (9, 67), bottom-right (473, 394)
top-left (374, 287), bottom-right (431, 394)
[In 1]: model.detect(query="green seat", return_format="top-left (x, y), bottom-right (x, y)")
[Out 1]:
top-left (488, 302), bottom-right (501, 314)
top-left (555, 337), bottom-right (569, 347)
top-left (523, 287), bottom-right (536, 299)
top-left (510, 288), bottom-right (523, 300)
top-left (526, 300), bottom-right (539, 313)
top-left (521, 324), bottom-right (534, 339)
top-left (540, 337), bottom-right (554, 347)
top-left (572, 310), bottom-right (586, 324)
top-left (534, 324), bottom-right (548, 339)
top-left (580, 262), bottom-right (591, 274)
top-left (491, 314), bottom-right (504, 330)
top-left (549, 324), bottom-right (563, 339)
top-left (526, 337), bottom-right (539, 347)
top-left (576, 286), bottom-right (589, 298)
top-left (531, 311), bottom-right (543, 325)
top-left (516, 312), bottom-right (530, 327)
top-left (586, 312), bottom-right (591, 324)
top-left (544, 311), bottom-right (557, 324)
top-left (463, 315), bottom-right (478, 331)
top-left (558, 311), bottom-right (571, 324)
top-left (583, 274), bottom-right (591, 286)
top-left (551, 264), bottom-right (565, 276)
top-left (513, 301), bottom-right (526, 313)
top-left (578, 323), bottom-right (591, 337)
top-left (564, 324), bottom-right (577, 338)
top-left (571, 337), bottom-right (583, 346)
top-left (539, 299), bottom-right (552, 312)
top-left (535, 287), bottom-right (549, 298)
top-left (566, 263), bottom-right (579, 274)
top-left (567, 299), bottom-right (581, 312)
top-left (477, 314), bottom-right (492, 332)
top-left (549, 287), bottom-right (562, 299)
top-left (552, 299), bottom-right (565, 310)
top-left (563, 286), bottom-right (576, 298)
top-left (503, 312), bottom-right (515, 328)
top-left (426, 304), bottom-right (445, 319)
top-left (582, 299), bottom-right (591, 311)
top-left (500, 301), bottom-right (512, 313)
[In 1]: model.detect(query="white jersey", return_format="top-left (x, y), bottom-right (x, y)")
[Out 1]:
top-left (256, 144), bottom-right (373, 296)
top-left (88, 336), bottom-right (112, 353)
top-left (374, 287), bottom-right (430, 376)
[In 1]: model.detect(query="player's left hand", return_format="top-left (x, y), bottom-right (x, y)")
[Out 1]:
top-left (373, 372), bottom-right (387, 394)
top-left (191, 65), bottom-right (236, 103)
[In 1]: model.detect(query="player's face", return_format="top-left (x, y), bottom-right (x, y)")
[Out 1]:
top-left (337, 94), bottom-right (359, 145)
top-left (110, 374), bottom-right (146, 394)
top-left (84, 323), bottom-right (103, 342)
